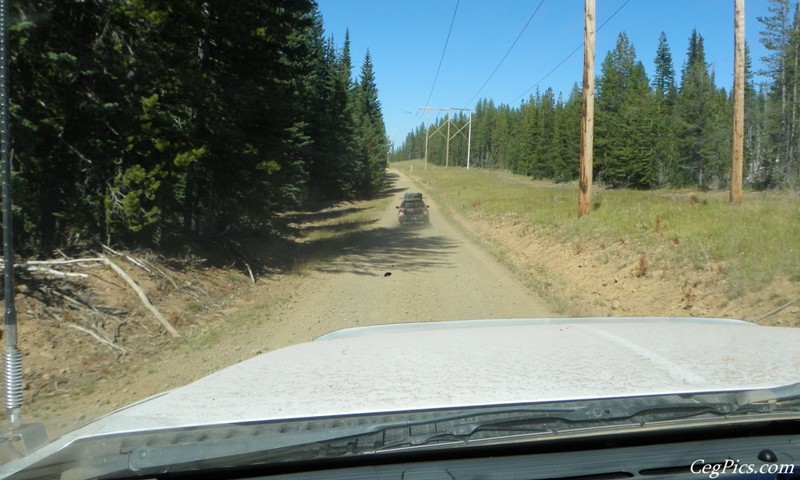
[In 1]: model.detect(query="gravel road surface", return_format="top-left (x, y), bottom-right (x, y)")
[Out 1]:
top-left (272, 170), bottom-right (554, 345)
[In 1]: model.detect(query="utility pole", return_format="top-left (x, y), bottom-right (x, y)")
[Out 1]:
top-left (423, 108), bottom-right (430, 171)
top-left (578, 0), bottom-right (595, 218)
top-left (445, 111), bottom-right (451, 167)
top-left (466, 110), bottom-right (473, 169)
top-left (730, 0), bottom-right (745, 205)
top-left (417, 107), bottom-right (473, 169)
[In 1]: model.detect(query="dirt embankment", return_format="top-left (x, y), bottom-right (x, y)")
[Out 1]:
top-left (3, 169), bottom-right (797, 439)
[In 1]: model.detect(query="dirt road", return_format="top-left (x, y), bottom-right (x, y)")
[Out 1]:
top-left (271, 170), bottom-right (553, 345)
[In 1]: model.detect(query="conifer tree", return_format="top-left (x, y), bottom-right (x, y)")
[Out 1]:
top-left (676, 30), bottom-right (728, 188)
top-left (652, 32), bottom-right (678, 185)
top-left (354, 51), bottom-right (389, 193)
top-left (595, 32), bottom-right (655, 188)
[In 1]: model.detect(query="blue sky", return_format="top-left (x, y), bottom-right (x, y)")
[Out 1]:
top-left (316, 0), bottom-right (773, 148)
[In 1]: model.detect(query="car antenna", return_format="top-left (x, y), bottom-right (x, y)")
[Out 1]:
top-left (0, 0), bottom-right (47, 456)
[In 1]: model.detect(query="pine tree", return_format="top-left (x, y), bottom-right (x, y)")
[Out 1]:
top-left (551, 84), bottom-right (582, 182)
top-left (516, 94), bottom-right (541, 176)
top-left (307, 33), bottom-right (360, 199)
top-left (676, 30), bottom-right (729, 188)
top-left (653, 32), bottom-right (677, 102)
top-left (354, 50), bottom-right (389, 193)
top-left (757, 0), bottom-right (794, 187)
top-left (472, 99), bottom-right (498, 168)
top-left (595, 32), bottom-right (655, 188)
top-left (651, 32), bottom-right (678, 185)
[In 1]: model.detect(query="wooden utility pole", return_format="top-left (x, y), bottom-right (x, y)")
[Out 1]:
top-left (730, 0), bottom-right (745, 204)
top-left (578, 0), bottom-right (595, 217)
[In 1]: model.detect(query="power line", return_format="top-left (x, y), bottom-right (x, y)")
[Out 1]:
top-left (464, 0), bottom-right (545, 108)
top-left (425, 0), bottom-right (460, 107)
top-left (509, 0), bottom-right (631, 105)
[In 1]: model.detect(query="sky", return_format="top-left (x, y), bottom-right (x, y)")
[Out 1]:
top-left (315, 0), bottom-right (774, 148)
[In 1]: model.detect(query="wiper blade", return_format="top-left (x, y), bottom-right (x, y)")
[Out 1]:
top-left (378, 393), bottom-right (800, 451)
top-left (375, 403), bottom-right (744, 451)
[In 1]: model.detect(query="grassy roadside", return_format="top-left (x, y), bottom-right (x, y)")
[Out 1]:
top-left (395, 159), bottom-right (800, 320)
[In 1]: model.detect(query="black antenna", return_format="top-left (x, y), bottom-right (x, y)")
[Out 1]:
top-left (0, 0), bottom-right (46, 455)
top-left (0, 0), bottom-right (22, 430)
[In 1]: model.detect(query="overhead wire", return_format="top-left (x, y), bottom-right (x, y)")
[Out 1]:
top-left (509, 0), bottom-right (631, 105)
top-left (424, 0), bottom-right (460, 107)
top-left (464, 0), bottom-right (545, 108)
top-left (395, 0), bottom-right (458, 152)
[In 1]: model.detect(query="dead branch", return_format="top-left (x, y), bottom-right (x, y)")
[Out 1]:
top-left (756, 299), bottom-right (798, 323)
top-left (98, 255), bottom-right (181, 338)
top-left (1, 258), bottom-right (104, 280)
top-left (217, 237), bottom-right (257, 284)
top-left (23, 266), bottom-right (90, 279)
top-left (67, 323), bottom-right (127, 354)
top-left (243, 261), bottom-right (255, 284)
top-left (142, 259), bottom-right (179, 290)
top-left (48, 287), bottom-right (98, 313)
top-left (102, 245), bottom-right (152, 274)
top-left (22, 258), bottom-right (104, 266)
top-left (103, 246), bottom-right (182, 291)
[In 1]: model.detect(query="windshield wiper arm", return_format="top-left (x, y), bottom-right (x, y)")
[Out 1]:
top-left (375, 403), bottom-right (743, 450)
top-left (379, 392), bottom-right (800, 451)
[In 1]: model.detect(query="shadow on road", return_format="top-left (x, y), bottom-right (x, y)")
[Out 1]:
top-left (303, 225), bottom-right (461, 276)
top-left (372, 171), bottom-right (408, 200)
top-left (293, 172), bottom-right (460, 276)
top-left (160, 170), bottom-right (452, 278)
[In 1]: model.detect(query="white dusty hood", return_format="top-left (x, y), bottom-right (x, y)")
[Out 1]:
top-left (3, 317), bottom-right (800, 475)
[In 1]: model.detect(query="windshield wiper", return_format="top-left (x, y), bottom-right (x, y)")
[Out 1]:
top-left (372, 387), bottom-right (800, 452)
top-left (373, 400), bottom-right (794, 451)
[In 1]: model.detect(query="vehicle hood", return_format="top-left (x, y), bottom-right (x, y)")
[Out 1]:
top-left (4, 317), bottom-right (800, 473)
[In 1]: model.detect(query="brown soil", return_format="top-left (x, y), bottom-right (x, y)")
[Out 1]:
top-left (2, 169), bottom-right (798, 440)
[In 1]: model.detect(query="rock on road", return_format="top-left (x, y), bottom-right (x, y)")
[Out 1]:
top-left (276, 169), bottom-right (554, 343)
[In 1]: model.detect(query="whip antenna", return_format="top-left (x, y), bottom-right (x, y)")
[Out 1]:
top-left (0, 0), bottom-right (47, 456)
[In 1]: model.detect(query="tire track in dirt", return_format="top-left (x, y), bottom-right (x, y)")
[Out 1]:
top-left (272, 170), bottom-right (554, 343)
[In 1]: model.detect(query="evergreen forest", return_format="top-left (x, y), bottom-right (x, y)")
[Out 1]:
top-left (393, 1), bottom-right (800, 194)
top-left (8, 0), bottom-right (389, 253)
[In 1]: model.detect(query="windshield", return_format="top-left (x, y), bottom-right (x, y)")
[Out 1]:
top-left (1, 0), bottom-right (799, 477)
